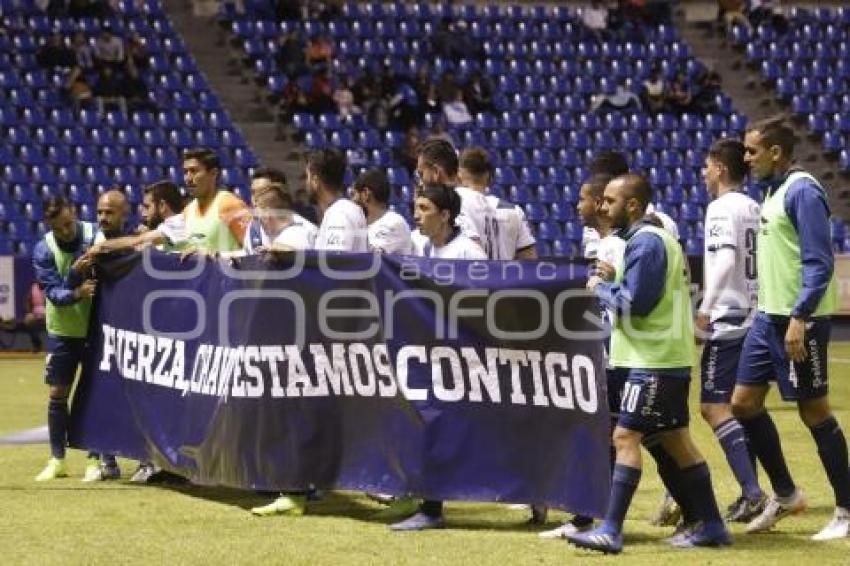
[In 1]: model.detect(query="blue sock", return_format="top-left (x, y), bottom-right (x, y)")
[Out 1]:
top-left (740, 412), bottom-right (796, 498)
top-left (47, 397), bottom-right (68, 459)
top-left (809, 417), bottom-right (850, 509)
top-left (680, 462), bottom-right (723, 527)
top-left (714, 418), bottom-right (763, 500)
top-left (602, 464), bottom-right (641, 534)
top-left (644, 436), bottom-right (696, 523)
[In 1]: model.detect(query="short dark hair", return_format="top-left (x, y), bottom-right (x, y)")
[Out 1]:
top-left (182, 147), bottom-right (220, 171)
top-left (44, 196), bottom-right (73, 221)
top-left (582, 173), bottom-right (615, 200)
top-left (419, 183), bottom-right (461, 225)
top-left (418, 138), bottom-right (459, 178)
top-left (708, 138), bottom-right (748, 182)
top-left (747, 116), bottom-right (796, 157)
top-left (251, 167), bottom-right (288, 187)
top-left (353, 168), bottom-right (391, 205)
top-left (459, 146), bottom-right (493, 179)
top-left (616, 173), bottom-right (653, 210)
top-left (589, 151), bottom-right (629, 176)
top-left (306, 148), bottom-right (347, 191)
top-left (143, 180), bottom-right (184, 214)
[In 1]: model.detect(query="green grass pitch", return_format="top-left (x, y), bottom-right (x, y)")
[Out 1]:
top-left (1, 350), bottom-right (849, 565)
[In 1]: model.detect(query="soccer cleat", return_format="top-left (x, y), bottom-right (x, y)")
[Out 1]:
top-left (650, 492), bottom-right (681, 527)
top-left (670, 522), bottom-right (732, 548)
top-left (389, 512), bottom-right (444, 531)
top-left (566, 527), bottom-right (624, 555)
top-left (373, 496), bottom-right (419, 520)
top-left (82, 457), bottom-right (103, 482)
top-left (35, 457), bottom-right (68, 482)
top-left (663, 521), bottom-right (700, 545)
top-left (811, 507), bottom-right (850, 541)
top-left (129, 463), bottom-right (158, 483)
top-left (725, 493), bottom-right (767, 523)
top-left (746, 489), bottom-right (807, 533)
top-left (539, 518), bottom-right (594, 539)
top-left (250, 495), bottom-right (307, 517)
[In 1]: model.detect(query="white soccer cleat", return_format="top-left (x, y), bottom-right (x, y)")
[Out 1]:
top-left (811, 507), bottom-right (850, 541)
top-left (538, 520), bottom-right (592, 539)
top-left (746, 489), bottom-right (807, 533)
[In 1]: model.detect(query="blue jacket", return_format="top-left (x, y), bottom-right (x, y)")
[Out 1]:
top-left (32, 222), bottom-right (92, 306)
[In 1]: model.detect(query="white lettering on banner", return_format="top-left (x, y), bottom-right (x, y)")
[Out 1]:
top-left (96, 325), bottom-right (601, 414)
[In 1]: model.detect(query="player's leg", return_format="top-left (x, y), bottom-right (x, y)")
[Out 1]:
top-left (701, 335), bottom-right (765, 522)
top-left (658, 427), bottom-right (731, 548)
top-left (35, 336), bottom-right (81, 481)
top-left (567, 369), bottom-right (651, 554)
top-left (389, 499), bottom-right (444, 531)
top-left (735, 316), bottom-right (806, 532)
top-left (792, 318), bottom-right (850, 540)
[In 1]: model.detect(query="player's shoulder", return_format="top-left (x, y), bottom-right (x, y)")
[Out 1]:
top-left (218, 189), bottom-right (247, 207)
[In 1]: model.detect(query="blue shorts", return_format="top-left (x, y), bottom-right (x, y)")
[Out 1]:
top-left (700, 332), bottom-right (746, 404)
top-left (737, 312), bottom-right (830, 401)
top-left (44, 335), bottom-right (87, 386)
top-left (617, 368), bottom-right (691, 433)
top-left (607, 367), bottom-right (629, 418)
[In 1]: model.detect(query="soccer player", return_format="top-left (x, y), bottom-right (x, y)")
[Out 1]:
top-left (33, 197), bottom-right (101, 482)
top-left (181, 147), bottom-right (250, 253)
top-left (457, 147), bottom-right (536, 260)
top-left (87, 181), bottom-right (187, 256)
top-left (734, 118), bottom-right (850, 539)
top-left (415, 138), bottom-right (491, 257)
top-left (569, 174), bottom-right (730, 553)
top-left (308, 148), bottom-right (369, 252)
top-left (351, 168), bottom-right (412, 254)
top-left (244, 181), bottom-right (317, 253)
top-left (390, 183), bottom-right (486, 532)
top-left (697, 139), bottom-right (766, 522)
top-left (540, 172), bottom-right (623, 538)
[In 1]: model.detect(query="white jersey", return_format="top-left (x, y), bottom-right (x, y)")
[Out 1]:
top-left (156, 214), bottom-right (188, 247)
top-left (484, 194), bottom-right (536, 260)
top-left (415, 231), bottom-right (488, 260)
top-left (582, 226), bottom-right (601, 259)
top-left (454, 186), bottom-right (491, 257)
top-left (703, 191), bottom-right (760, 324)
top-left (646, 203), bottom-right (680, 240)
top-left (243, 213), bottom-right (317, 253)
top-left (368, 210), bottom-right (412, 255)
top-left (315, 198), bottom-right (369, 252)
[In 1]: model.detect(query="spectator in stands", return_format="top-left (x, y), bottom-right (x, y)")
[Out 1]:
top-left (304, 33), bottom-right (332, 71)
top-left (422, 82), bottom-right (441, 116)
top-left (666, 72), bottom-right (694, 113)
top-left (123, 58), bottom-right (153, 111)
top-left (747, 0), bottom-right (786, 32)
top-left (93, 65), bottom-right (127, 114)
top-left (463, 71), bottom-right (494, 115)
top-left (443, 88), bottom-right (473, 126)
top-left (94, 28), bottom-right (124, 70)
top-left (37, 33), bottom-right (76, 69)
top-left (63, 66), bottom-right (93, 108)
top-left (718, 0), bottom-right (751, 32)
top-left (278, 80), bottom-right (309, 125)
top-left (590, 80), bottom-right (642, 112)
top-left (333, 74), bottom-right (358, 120)
top-left (306, 69), bottom-right (335, 116)
top-left (436, 71), bottom-right (459, 107)
top-left (582, 0), bottom-right (610, 40)
top-left (431, 18), bottom-right (481, 62)
top-left (71, 31), bottom-right (94, 70)
top-left (692, 68), bottom-right (722, 113)
top-left (395, 126), bottom-right (421, 175)
top-left (388, 83), bottom-right (420, 131)
top-left (275, 29), bottom-right (306, 79)
top-left (124, 31), bottom-right (148, 71)
top-left (641, 64), bottom-right (666, 113)
top-left (69, 0), bottom-right (112, 18)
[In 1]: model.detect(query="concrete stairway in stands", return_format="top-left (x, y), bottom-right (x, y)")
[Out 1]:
top-left (163, 1), bottom-right (305, 192)
top-left (674, 5), bottom-right (850, 220)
